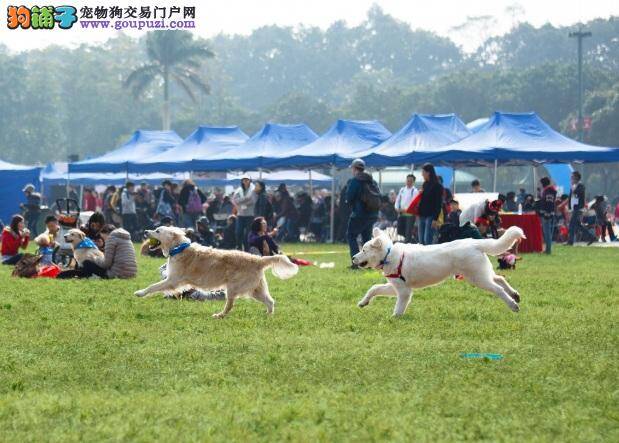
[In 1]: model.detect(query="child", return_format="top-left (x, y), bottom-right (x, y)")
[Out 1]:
top-left (34, 215), bottom-right (60, 265)
top-left (446, 200), bottom-right (461, 226)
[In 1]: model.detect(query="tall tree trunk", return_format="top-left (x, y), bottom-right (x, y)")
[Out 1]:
top-left (162, 66), bottom-right (171, 130)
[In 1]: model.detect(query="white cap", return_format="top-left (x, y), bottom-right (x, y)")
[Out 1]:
top-left (350, 158), bottom-right (365, 170)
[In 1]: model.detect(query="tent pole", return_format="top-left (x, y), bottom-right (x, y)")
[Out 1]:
top-left (492, 159), bottom-right (498, 192)
top-left (329, 165), bottom-right (336, 244)
top-left (308, 170), bottom-right (313, 196)
top-left (378, 169), bottom-right (382, 188)
top-left (532, 164), bottom-right (538, 195)
top-left (258, 167), bottom-right (263, 180)
top-left (452, 166), bottom-right (456, 194)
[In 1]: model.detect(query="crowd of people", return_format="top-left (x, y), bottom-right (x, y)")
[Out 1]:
top-left (1, 167), bottom-right (618, 274)
top-left (341, 161), bottom-right (618, 267)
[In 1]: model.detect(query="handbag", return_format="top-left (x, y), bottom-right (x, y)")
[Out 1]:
top-left (405, 191), bottom-right (423, 216)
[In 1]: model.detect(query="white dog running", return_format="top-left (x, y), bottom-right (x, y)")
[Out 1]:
top-left (353, 226), bottom-right (525, 317)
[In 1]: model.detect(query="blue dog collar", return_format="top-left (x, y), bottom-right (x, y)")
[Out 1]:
top-left (169, 242), bottom-right (191, 257)
top-left (379, 245), bottom-right (393, 267)
top-left (76, 238), bottom-right (97, 249)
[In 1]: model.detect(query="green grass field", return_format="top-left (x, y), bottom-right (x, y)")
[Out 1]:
top-left (0, 243), bottom-right (617, 442)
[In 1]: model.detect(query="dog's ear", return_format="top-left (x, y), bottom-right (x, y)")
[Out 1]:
top-left (372, 227), bottom-right (382, 238)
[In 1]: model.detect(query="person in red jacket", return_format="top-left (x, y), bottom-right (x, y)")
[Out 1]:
top-left (1, 214), bottom-right (30, 265)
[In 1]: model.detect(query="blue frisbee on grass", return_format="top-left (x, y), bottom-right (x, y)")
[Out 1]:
top-left (460, 353), bottom-right (503, 360)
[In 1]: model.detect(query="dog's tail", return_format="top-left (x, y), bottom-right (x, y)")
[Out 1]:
top-left (475, 226), bottom-right (526, 256)
top-left (261, 254), bottom-right (299, 279)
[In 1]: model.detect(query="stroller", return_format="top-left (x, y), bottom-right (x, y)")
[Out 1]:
top-left (54, 198), bottom-right (80, 266)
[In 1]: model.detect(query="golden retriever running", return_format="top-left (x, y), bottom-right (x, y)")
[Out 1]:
top-left (134, 226), bottom-right (298, 318)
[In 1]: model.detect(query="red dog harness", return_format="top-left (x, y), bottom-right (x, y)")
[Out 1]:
top-left (385, 254), bottom-right (406, 281)
top-left (376, 245), bottom-right (406, 281)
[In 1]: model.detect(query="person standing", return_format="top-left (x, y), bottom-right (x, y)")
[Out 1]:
top-left (417, 163), bottom-right (443, 245)
top-left (538, 177), bottom-right (558, 254)
top-left (82, 188), bottom-right (97, 212)
top-left (567, 171), bottom-right (595, 245)
top-left (121, 182), bottom-right (138, 240)
top-left (394, 174), bottom-right (418, 243)
top-left (179, 180), bottom-right (206, 228)
top-left (20, 184), bottom-right (41, 236)
top-left (470, 179), bottom-right (485, 193)
top-left (232, 175), bottom-right (257, 250)
top-left (345, 159), bottom-right (380, 267)
top-left (273, 185), bottom-right (299, 242)
top-left (254, 181), bottom-right (273, 223)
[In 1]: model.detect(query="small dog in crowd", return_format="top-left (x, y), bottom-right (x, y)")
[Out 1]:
top-left (353, 226), bottom-right (525, 317)
top-left (63, 228), bottom-right (105, 267)
top-left (134, 226), bottom-right (298, 318)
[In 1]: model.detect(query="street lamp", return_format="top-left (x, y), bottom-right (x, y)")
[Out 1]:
top-left (569, 27), bottom-right (591, 142)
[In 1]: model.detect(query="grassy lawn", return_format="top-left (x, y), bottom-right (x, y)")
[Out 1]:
top-left (0, 243), bottom-right (617, 442)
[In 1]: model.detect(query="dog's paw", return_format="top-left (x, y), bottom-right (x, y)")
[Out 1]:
top-left (511, 292), bottom-right (521, 303)
top-left (134, 289), bottom-right (147, 297)
top-left (212, 312), bottom-right (225, 319)
top-left (510, 301), bottom-right (520, 313)
top-left (357, 299), bottom-right (369, 308)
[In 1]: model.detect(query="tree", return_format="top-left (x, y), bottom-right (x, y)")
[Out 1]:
top-left (125, 31), bottom-right (214, 130)
top-left (266, 93), bottom-right (335, 133)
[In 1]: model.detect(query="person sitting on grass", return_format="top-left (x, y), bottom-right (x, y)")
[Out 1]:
top-left (219, 215), bottom-right (237, 250)
top-left (248, 216), bottom-right (280, 256)
top-left (33, 215), bottom-right (61, 265)
top-left (1, 215), bottom-right (30, 265)
top-left (81, 211), bottom-right (106, 250)
top-left (58, 224), bottom-right (137, 279)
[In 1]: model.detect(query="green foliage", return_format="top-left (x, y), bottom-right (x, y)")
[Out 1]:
top-left (0, 12), bottom-right (617, 165)
top-left (0, 243), bottom-right (617, 440)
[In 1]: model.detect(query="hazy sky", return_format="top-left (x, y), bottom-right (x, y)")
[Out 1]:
top-left (1, 0), bottom-right (617, 52)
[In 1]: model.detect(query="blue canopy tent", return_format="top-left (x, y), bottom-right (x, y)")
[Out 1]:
top-left (263, 119), bottom-right (391, 242)
top-left (416, 112), bottom-right (619, 165)
top-left (192, 123), bottom-right (318, 171)
top-left (466, 117), bottom-right (489, 134)
top-left (69, 130), bottom-right (182, 174)
top-left (196, 170), bottom-right (333, 187)
top-left (42, 162), bottom-right (188, 187)
top-left (357, 114), bottom-right (470, 168)
top-left (129, 126), bottom-right (249, 173)
top-left (413, 112), bottom-right (619, 192)
top-left (0, 159), bottom-right (41, 225)
top-left (266, 119), bottom-right (392, 169)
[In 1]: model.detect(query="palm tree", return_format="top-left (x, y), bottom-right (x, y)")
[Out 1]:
top-left (125, 31), bottom-right (214, 130)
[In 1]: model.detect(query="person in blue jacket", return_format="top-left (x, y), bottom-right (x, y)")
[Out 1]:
top-left (345, 158), bottom-right (381, 268)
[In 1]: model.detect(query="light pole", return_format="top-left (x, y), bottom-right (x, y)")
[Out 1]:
top-left (569, 27), bottom-right (591, 142)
